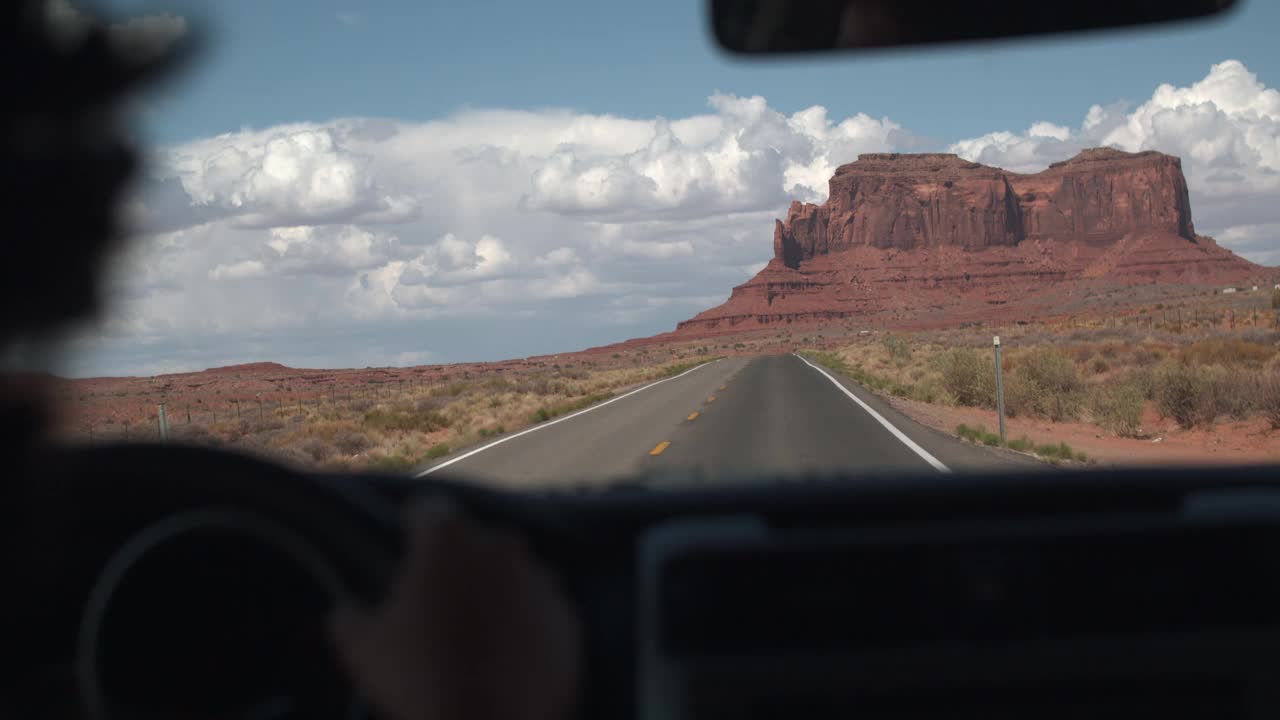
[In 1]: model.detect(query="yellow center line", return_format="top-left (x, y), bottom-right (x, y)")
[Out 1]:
top-left (687, 411), bottom-right (699, 421)
top-left (706, 395), bottom-right (716, 403)
top-left (719, 384), bottom-right (727, 391)
top-left (649, 441), bottom-right (671, 456)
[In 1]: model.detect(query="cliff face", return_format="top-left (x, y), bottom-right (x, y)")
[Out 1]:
top-left (679, 148), bottom-right (1264, 334)
top-left (774, 148), bottom-right (1195, 265)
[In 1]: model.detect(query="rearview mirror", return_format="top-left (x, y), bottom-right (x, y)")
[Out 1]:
top-left (709, 0), bottom-right (1238, 54)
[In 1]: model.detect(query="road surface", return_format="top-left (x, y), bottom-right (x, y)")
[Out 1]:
top-left (416, 354), bottom-right (1038, 487)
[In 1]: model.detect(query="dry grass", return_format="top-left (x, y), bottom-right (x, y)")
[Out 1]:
top-left (807, 322), bottom-right (1280, 439)
top-left (157, 354), bottom-right (720, 472)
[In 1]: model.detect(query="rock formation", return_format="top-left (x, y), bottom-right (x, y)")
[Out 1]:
top-left (678, 148), bottom-right (1267, 333)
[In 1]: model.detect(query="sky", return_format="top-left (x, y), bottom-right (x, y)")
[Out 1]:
top-left (51, 0), bottom-right (1280, 376)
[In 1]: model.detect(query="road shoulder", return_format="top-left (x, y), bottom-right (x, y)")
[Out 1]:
top-left (794, 353), bottom-right (1044, 472)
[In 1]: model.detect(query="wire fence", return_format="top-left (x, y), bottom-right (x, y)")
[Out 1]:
top-left (66, 376), bottom-right (441, 444)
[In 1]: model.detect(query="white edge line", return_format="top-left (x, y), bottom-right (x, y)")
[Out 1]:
top-left (793, 353), bottom-right (951, 474)
top-left (414, 359), bottom-right (722, 477)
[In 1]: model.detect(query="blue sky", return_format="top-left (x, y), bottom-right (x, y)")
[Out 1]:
top-left (63, 0), bottom-right (1280, 375)
top-left (107, 0), bottom-right (1277, 145)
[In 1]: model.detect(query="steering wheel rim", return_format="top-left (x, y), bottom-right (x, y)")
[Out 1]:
top-left (35, 443), bottom-right (402, 719)
top-left (49, 442), bottom-right (402, 602)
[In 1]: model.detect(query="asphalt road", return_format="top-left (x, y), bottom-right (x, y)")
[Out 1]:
top-left (417, 354), bottom-right (1039, 487)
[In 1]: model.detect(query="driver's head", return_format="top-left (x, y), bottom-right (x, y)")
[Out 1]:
top-left (1, 0), bottom-right (185, 342)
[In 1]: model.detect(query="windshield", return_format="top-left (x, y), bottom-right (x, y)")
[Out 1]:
top-left (36, 0), bottom-right (1280, 484)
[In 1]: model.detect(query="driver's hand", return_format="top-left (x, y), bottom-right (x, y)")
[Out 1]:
top-left (329, 500), bottom-right (581, 720)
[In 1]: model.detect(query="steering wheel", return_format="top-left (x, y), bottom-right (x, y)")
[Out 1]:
top-left (34, 443), bottom-right (404, 720)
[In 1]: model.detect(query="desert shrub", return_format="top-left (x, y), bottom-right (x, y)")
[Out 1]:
top-left (369, 454), bottom-right (413, 472)
top-left (1151, 363), bottom-right (1258, 428)
top-left (956, 423), bottom-right (1002, 447)
top-left (415, 396), bottom-right (445, 413)
top-left (1155, 362), bottom-right (1204, 429)
top-left (1200, 366), bottom-right (1258, 421)
top-left (349, 398), bottom-right (374, 412)
top-left (333, 429), bottom-right (373, 455)
top-left (483, 378), bottom-right (515, 391)
top-left (1006, 436), bottom-right (1034, 452)
top-left (1089, 381), bottom-right (1146, 438)
top-left (1260, 373), bottom-right (1280, 430)
top-left (246, 417), bottom-right (285, 434)
top-left (1123, 366), bottom-right (1158, 400)
top-left (431, 382), bottom-right (471, 398)
top-left (1004, 349), bottom-right (1084, 421)
top-left (907, 380), bottom-right (949, 404)
top-left (1034, 441), bottom-right (1079, 462)
top-left (1156, 364), bottom-right (1259, 428)
top-left (1272, 288), bottom-right (1280, 309)
top-left (362, 408), bottom-right (450, 432)
top-left (1180, 338), bottom-right (1275, 369)
top-left (178, 424), bottom-right (213, 444)
top-left (529, 392), bottom-right (614, 423)
top-left (1069, 345), bottom-right (1096, 364)
top-left (882, 335), bottom-right (912, 367)
top-left (422, 443), bottom-right (450, 460)
top-left (938, 349), bottom-right (995, 408)
top-left (1132, 347), bottom-right (1164, 367)
top-left (660, 358), bottom-right (713, 378)
top-left (298, 437), bottom-right (333, 462)
top-left (1091, 357), bottom-right (1110, 375)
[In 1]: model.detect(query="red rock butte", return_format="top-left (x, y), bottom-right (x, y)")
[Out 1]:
top-left (676, 148), bottom-right (1270, 334)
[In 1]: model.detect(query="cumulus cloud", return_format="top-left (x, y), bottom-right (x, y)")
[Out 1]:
top-left (520, 94), bottom-right (901, 218)
top-left (208, 260), bottom-right (266, 281)
top-left (948, 60), bottom-right (1280, 264)
top-left (70, 62), bottom-right (1280, 375)
top-left (162, 127), bottom-right (418, 229)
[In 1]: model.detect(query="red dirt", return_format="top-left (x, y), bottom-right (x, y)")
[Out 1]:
top-left (46, 340), bottom-right (734, 443)
top-left (889, 395), bottom-right (1280, 467)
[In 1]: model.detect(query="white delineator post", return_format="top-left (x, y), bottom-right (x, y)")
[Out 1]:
top-left (994, 336), bottom-right (1006, 445)
top-left (157, 403), bottom-right (169, 442)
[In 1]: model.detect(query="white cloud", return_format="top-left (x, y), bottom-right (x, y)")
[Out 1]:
top-left (163, 127), bottom-right (418, 228)
top-left (208, 259), bottom-right (266, 281)
top-left (263, 225), bottom-right (406, 275)
top-left (949, 59), bottom-right (1280, 240)
top-left (1029, 122), bottom-right (1072, 141)
top-left (520, 94), bottom-right (900, 218)
top-left (1215, 223), bottom-right (1280, 265)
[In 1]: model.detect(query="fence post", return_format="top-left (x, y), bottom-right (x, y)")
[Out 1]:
top-left (157, 403), bottom-right (169, 442)
top-left (994, 336), bottom-right (1006, 446)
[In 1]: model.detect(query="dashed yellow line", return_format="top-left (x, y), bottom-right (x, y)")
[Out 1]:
top-left (719, 384), bottom-right (727, 391)
top-left (706, 395), bottom-right (716, 403)
top-left (649, 441), bottom-right (671, 456)
top-left (687, 411), bottom-right (699, 421)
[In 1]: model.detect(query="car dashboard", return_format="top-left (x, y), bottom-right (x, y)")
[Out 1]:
top-left (4, 443), bottom-right (1280, 719)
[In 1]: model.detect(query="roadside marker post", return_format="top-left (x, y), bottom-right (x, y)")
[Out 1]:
top-left (157, 403), bottom-right (169, 442)
top-left (994, 336), bottom-right (1006, 446)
